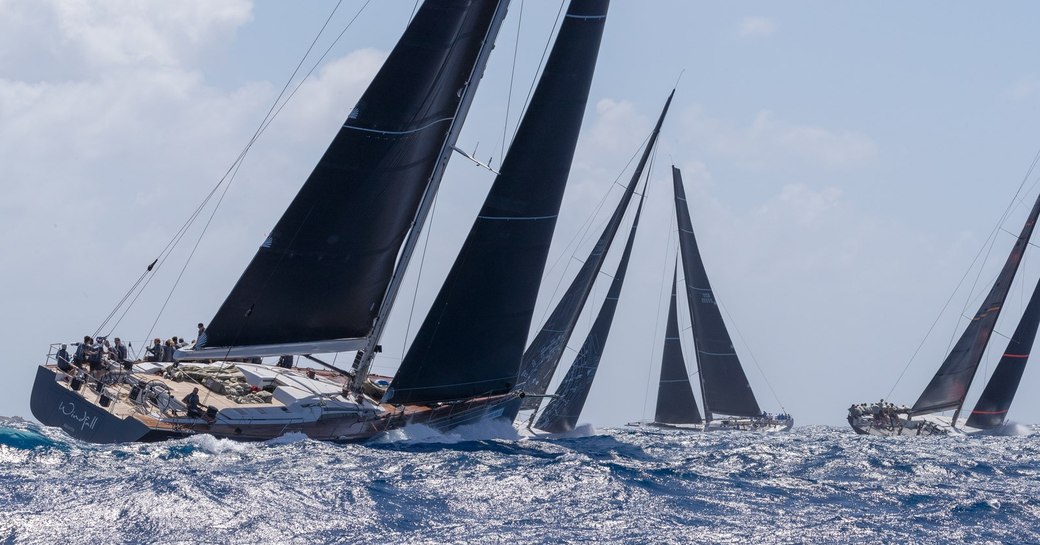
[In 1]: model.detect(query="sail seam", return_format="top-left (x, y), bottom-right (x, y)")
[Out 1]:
top-left (477, 214), bottom-right (557, 221)
top-left (698, 350), bottom-right (737, 356)
top-left (343, 116), bottom-right (453, 135)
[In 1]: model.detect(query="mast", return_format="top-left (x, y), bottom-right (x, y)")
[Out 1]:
top-left (182, 0), bottom-right (511, 362)
top-left (654, 262), bottom-right (703, 424)
top-left (912, 189), bottom-right (1040, 418)
top-left (515, 90), bottom-right (674, 411)
top-left (673, 166), bottom-right (761, 420)
top-left (350, 0), bottom-right (512, 391)
top-left (384, 0), bottom-right (610, 405)
top-left (535, 185), bottom-right (646, 433)
top-left (965, 271), bottom-right (1040, 429)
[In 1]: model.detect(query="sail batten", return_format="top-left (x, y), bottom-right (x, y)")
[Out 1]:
top-left (673, 166), bottom-right (761, 419)
top-left (515, 89), bottom-right (674, 410)
top-left (655, 265), bottom-right (703, 425)
top-left (385, 0), bottom-right (610, 405)
top-left (912, 190), bottom-right (1040, 416)
top-left (199, 0), bottom-right (508, 355)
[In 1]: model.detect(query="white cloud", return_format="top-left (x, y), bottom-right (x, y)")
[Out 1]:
top-left (684, 108), bottom-right (877, 170)
top-left (763, 183), bottom-right (842, 225)
top-left (738, 17), bottom-right (777, 38)
top-left (0, 0), bottom-right (252, 75)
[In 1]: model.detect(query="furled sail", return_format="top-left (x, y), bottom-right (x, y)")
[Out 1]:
top-left (196, 1), bottom-right (506, 356)
top-left (516, 90), bottom-right (673, 411)
top-left (535, 189), bottom-right (645, 433)
top-left (912, 191), bottom-right (1040, 416)
top-left (965, 272), bottom-right (1040, 429)
top-left (673, 166), bottom-right (761, 419)
top-left (384, 0), bottom-right (610, 405)
top-left (655, 264), bottom-right (703, 424)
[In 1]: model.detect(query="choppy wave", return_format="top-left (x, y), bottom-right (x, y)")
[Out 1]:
top-left (1, 416), bottom-right (1039, 544)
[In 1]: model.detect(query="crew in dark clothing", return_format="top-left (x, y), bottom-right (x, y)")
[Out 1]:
top-left (161, 339), bottom-right (175, 362)
top-left (55, 344), bottom-right (73, 372)
top-left (86, 338), bottom-right (104, 376)
top-left (73, 335), bottom-right (92, 367)
top-left (146, 338), bottom-right (162, 362)
top-left (111, 338), bottom-right (128, 363)
top-left (182, 387), bottom-right (204, 419)
top-left (276, 355), bottom-right (293, 369)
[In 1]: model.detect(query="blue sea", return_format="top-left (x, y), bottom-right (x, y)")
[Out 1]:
top-left (1, 416), bottom-right (1038, 544)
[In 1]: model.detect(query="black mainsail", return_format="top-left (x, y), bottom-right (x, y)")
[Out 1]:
top-left (654, 264), bottom-right (703, 424)
top-left (384, 0), bottom-right (610, 405)
top-left (195, 1), bottom-right (508, 358)
top-left (965, 273), bottom-right (1040, 429)
top-left (673, 166), bottom-right (761, 419)
top-left (516, 90), bottom-right (674, 410)
top-left (911, 191), bottom-right (1040, 418)
top-left (535, 188), bottom-right (645, 433)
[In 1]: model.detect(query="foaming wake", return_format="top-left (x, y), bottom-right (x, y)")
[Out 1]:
top-left (524, 423), bottom-right (598, 440)
top-left (988, 422), bottom-right (1032, 436)
top-left (373, 418), bottom-right (521, 445)
top-left (265, 432), bottom-right (311, 445)
top-left (181, 433), bottom-right (258, 455)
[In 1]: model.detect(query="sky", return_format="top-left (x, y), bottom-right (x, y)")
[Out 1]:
top-left (5, 0), bottom-right (1040, 429)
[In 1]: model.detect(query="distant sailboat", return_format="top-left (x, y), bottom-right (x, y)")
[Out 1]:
top-left (30, 0), bottom-right (610, 443)
top-left (649, 264), bottom-right (704, 428)
top-left (848, 186), bottom-right (1040, 436)
top-left (631, 166), bottom-right (792, 432)
top-left (512, 91), bottom-right (673, 413)
top-left (506, 91), bottom-right (672, 433)
top-left (531, 178), bottom-right (647, 433)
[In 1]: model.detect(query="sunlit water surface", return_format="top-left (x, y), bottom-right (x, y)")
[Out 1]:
top-left (1, 416), bottom-right (1038, 544)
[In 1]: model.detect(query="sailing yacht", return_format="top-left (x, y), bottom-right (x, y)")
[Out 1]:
top-left (848, 185), bottom-right (1040, 437)
top-left (510, 91), bottom-right (672, 433)
top-left (528, 175), bottom-right (648, 434)
top-left (29, 0), bottom-right (611, 443)
top-left (630, 166), bottom-right (792, 433)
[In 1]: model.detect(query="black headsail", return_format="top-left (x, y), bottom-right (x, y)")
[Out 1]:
top-left (965, 272), bottom-right (1040, 429)
top-left (655, 264), bottom-right (703, 424)
top-left (194, 1), bottom-right (507, 357)
top-left (673, 166), bottom-right (761, 419)
top-left (535, 188), bottom-right (645, 433)
top-left (912, 191), bottom-right (1040, 418)
top-left (384, 0), bottom-right (610, 405)
top-left (516, 90), bottom-right (674, 411)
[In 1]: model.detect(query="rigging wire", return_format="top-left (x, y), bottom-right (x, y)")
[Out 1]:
top-left (114, 0), bottom-right (374, 343)
top-left (535, 137), bottom-right (648, 326)
top-left (886, 144), bottom-right (1040, 400)
top-left (642, 225), bottom-right (678, 424)
top-left (717, 298), bottom-right (787, 413)
top-left (635, 159), bottom-right (675, 424)
top-left (501, 0), bottom-right (523, 164)
top-left (510, 1), bottom-right (565, 147)
top-left (401, 192), bottom-right (440, 359)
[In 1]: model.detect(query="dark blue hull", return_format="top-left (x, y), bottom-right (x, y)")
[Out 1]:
top-left (31, 365), bottom-right (524, 444)
top-left (29, 366), bottom-right (184, 443)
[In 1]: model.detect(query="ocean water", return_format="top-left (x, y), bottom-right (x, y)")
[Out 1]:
top-left (1, 417), bottom-right (1038, 545)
